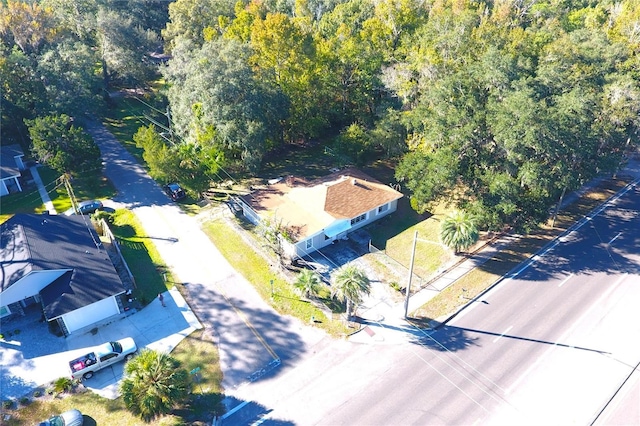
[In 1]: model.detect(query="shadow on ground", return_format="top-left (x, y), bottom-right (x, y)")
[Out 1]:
top-left (220, 395), bottom-right (295, 426)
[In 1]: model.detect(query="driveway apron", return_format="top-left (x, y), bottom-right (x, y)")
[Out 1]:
top-left (83, 119), bottom-right (327, 391)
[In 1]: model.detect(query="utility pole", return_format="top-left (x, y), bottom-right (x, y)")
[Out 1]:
top-left (61, 174), bottom-right (80, 214)
top-left (404, 230), bottom-right (418, 319)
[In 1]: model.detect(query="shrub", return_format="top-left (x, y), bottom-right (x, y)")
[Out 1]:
top-left (52, 377), bottom-right (74, 394)
top-left (93, 210), bottom-right (114, 224)
top-left (19, 397), bottom-right (30, 406)
top-left (389, 281), bottom-right (403, 292)
top-left (33, 390), bottom-right (42, 398)
top-left (2, 400), bottom-right (14, 409)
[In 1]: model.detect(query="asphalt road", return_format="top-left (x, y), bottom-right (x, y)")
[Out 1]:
top-left (85, 117), bottom-right (640, 425)
top-left (235, 183), bottom-right (640, 425)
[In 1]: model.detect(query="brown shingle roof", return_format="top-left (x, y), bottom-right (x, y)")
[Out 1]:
top-left (241, 168), bottom-right (402, 241)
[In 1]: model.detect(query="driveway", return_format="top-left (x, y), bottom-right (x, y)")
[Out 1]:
top-left (0, 288), bottom-right (199, 400)
top-left (82, 119), bottom-right (329, 396)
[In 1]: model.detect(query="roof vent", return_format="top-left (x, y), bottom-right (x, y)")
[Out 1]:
top-left (352, 178), bottom-right (357, 185)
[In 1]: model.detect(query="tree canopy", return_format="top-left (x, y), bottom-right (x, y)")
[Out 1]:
top-left (3, 0), bottom-right (640, 228)
top-left (26, 114), bottom-right (101, 176)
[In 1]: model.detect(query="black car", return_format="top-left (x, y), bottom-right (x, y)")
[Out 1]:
top-left (64, 200), bottom-right (104, 216)
top-left (164, 183), bottom-right (186, 201)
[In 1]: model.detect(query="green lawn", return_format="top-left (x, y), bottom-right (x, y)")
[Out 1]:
top-left (107, 209), bottom-right (168, 305)
top-left (413, 176), bottom-right (631, 323)
top-left (101, 85), bottom-right (169, 165)
top-left (201, 217), bottom-right (350, 336)
top-left (0, 167), bottom-right (58, 222)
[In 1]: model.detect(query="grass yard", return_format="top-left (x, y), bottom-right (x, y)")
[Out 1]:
top-left (108, 209), bottom-right (169, 305)
top-left (0, 167), bottom-right (115, 223)
top-left (413, 176), bottom-right (632, 323)
top-left (201, 217), bottom-right (350, 337)
top-left (101, 88), bottom-right (168, 165)
top-left (0, 167), bottom-right (58, 222)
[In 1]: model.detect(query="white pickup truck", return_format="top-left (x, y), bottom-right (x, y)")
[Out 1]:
top-left (69, 337), bottom-right (137, 380)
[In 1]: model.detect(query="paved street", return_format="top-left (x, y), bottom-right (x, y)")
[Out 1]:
top-left (84, 119), bottom-right (640, 425)
top-left (238, 180), bottom-right (640, 425)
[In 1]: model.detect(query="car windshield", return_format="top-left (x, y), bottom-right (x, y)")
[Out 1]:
top-left (110, 341), bottom-right (123, 353)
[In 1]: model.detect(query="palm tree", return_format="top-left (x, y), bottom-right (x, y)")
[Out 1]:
top-left (440, 210), bottom-right (479, 254)
top-left (332, 264), bottom-right (371, 320)
top-left (120, 349), bottom-right (190, 420)
top-left (294, 269), bottom-right (322, 299)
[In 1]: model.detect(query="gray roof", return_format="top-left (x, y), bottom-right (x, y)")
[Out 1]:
top-left (0, 214), bottom-right (125, 319)
top-left (1, 144), bottom-right (24, 180)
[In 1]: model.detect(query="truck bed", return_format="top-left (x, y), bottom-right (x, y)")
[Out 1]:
top-left (69, 353), bottom-right (98, 373)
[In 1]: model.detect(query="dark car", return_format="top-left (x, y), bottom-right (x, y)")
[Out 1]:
top-left (164, 183), bottom-right (186, 201)
top-left (63, 200), bottom-right (103, 216)
top-left (39, 408), bottom-right (84, 426)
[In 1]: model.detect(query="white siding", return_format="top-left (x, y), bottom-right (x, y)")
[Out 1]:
top-left (61, 296), bottom-right (119, 334)
top-left (277, 199), bottom-right (400, 258)
top-left (0, 270), bottom-right (69, 306)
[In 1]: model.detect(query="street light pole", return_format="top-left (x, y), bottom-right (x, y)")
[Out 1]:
top-left (404, 230), bottom-right (418, 319)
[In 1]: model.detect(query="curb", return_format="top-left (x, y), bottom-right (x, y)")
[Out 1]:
top-left (433, 175), bottom-right (640, 329)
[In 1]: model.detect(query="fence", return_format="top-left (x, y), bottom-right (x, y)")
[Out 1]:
top-left (367, 240), bottom-right (427, 294)
top-left (99, 218), bottom-right (136, 289)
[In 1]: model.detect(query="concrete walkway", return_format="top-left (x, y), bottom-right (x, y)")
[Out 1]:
top-left (30, 166), bottom-right (55, 214)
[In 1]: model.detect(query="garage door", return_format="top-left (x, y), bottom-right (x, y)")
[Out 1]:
top-left (62, 297), bottom-right (119, 334)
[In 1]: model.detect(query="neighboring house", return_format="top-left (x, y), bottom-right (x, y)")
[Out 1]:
top-left (0, 144), bottom-right (26, 197)
top-left (238, 168), bottom-right (403, 258)
top-left (0, 214), bottom-right (127, 336)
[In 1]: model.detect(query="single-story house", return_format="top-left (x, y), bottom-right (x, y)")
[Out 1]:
top-left (0, 214), bottom-right (127, 336)
top-left (0, 144), bottom-right (26, 197)
top-left (237, 168), bottom-right (403, 258)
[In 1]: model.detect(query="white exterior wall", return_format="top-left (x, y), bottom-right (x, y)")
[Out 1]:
top-left (60, 296), bottom-right (120, 334)
top-left (289, 200), bottom-right (399, 258)
top-left (293, 232), bottom-right (334, 258)
top-left (0, 270), bottom-right (70, 306)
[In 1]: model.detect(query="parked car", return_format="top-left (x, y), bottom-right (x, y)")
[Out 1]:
top-left (39, 408), bottom-right (84, 426)
top-left (69, 337), bottom-right (137, 380)
top-left (163, 183), bottom-right (186, 201)
top-left (63, 200), bottom-right (103, 216)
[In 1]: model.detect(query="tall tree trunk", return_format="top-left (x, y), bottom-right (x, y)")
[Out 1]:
top-left (552, 187), bottom-right (566, 228)
top-left (101, 57), bottom-right (110, 103)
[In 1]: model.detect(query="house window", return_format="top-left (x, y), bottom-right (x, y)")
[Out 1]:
top-left (0, 305), bottom-right (10, 318)
top-left (306, 239), bottom-right (313, 249)
top-left (350, 213), bottom-right (367, 226)
top-left (377, 204), bottom-right (389, 214)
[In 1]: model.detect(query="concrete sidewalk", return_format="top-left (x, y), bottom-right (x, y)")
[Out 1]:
top-left (30, 165), bottom-right (55, 214)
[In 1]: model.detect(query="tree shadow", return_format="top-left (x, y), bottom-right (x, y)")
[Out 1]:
top-left (476, 192), bottom-right (640, 283)
top-left (218, 396), bottom-right (296, 425)
top-left (409, 325), bottom-right (480, 352)
top-left (178, 281), bottom-right (314, 390)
